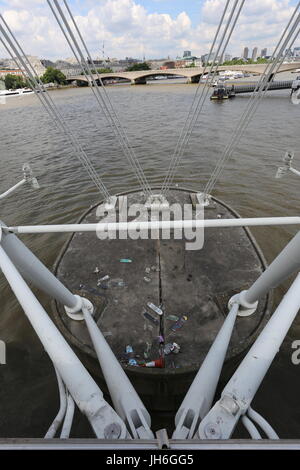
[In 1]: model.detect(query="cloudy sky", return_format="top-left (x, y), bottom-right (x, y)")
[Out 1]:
top-left (0, 0), bottom-right (299, 60)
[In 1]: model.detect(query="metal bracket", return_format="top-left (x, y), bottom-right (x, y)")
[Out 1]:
top-left (23, 163), bottom-right (40, 189)
top-left (156, 429), bottom-right (170, 449)
top-left (275, 151), bottom-right (300, 178)
top-left (228, 290), bottom-right (258, 317)
top-left (65, 295), bottom-right (94, 320)
top-left (145, 194), bottom-right (169, 211)
top-left (196, 192), bottom-right (214, 207)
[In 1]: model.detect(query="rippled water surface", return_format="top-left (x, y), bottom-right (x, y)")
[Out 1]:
top-left (0, 77), bottom-right (299, 438)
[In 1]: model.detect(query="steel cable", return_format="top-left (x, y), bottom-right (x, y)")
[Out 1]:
top-left (0, 15), bottom-right (111, 200)
top-left (49, 0), bottom-right (152, 197)
top-left (204, 3), bottom-right (300, 197)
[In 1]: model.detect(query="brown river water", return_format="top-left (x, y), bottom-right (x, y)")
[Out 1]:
top-left (0, 75), bottom-right (299, 438)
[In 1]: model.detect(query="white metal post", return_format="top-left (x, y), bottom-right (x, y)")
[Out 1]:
top-left (0, 179), bottom-right (26, 200)
top-left (198, 272), bottom-right (300, 439)
top-left (172, 303), bottom-right (239, 439)
top-left (7, 216), bottom-right (300, 234)
top-left (83, 308), bottom-right (154, 439)
top-left (1, 226), bottom-right (91, 317)
top-left (230, 231), bottom-right (300, 315)
top-left (0, 244), bottom-right (128, 439)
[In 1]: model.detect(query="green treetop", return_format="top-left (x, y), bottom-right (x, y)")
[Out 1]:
top-left (40, 67), bottom-right (67, 85)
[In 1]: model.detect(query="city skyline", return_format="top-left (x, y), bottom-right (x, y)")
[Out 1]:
top-left (0, 0), bottom-right (299, 61)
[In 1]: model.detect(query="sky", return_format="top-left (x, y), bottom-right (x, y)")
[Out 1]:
top-left (0, 0), bottom-right (299, 60)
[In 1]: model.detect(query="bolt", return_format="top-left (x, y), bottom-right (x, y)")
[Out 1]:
top-left (104, 422), bottom-right (122, 439)
top-left (204, 422), bottom-right (222, 439)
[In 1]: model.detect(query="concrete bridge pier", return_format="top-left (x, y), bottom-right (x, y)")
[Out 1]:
top-left (131, 77), bottom-right (147, 85)
top-left (188, 74), bottom-right (201, 84)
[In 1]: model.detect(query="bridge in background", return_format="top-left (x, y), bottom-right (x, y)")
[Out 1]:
top-left (67, 63), bottom-right (300, 85)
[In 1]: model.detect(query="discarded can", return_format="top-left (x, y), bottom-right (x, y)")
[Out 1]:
top-left (110, 278), bottom-right (125, 287)
top-left (164, 343), bottom-right (174, 355)
top-left (120, 259), bottom-right (132, 263)
top-left (143, 276), bottom-right (151, 283)
top-left (171, 315), bottom-right (188, 331)
top-left (166, 315), bottom-right (179, 322)
top-left (164, 342), bottom-right (181, 355)
top-left (126, 345), bottom-right (133, 354)
top-left (145, 267), bottom-right (151, 274)
top-left (98, 283), bottom-right (109, 289)
top-left (147, 302), bottom-right (163, 316)
top-left (151, 265), bottom-right (159, 272)
top-left (98, 274), bottom-right (110, 282)
top-left (143, 311), bottom-right (159, 325)
top-left (172, 342), bottom-right (181, 354)
top-left (94, 266), bottom-right (100, 274)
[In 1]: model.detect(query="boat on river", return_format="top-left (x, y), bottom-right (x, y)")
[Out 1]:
top-left (0, 87), bottom-right (33, 97)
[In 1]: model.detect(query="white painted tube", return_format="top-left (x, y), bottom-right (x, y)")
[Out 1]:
top-left (0, 246), bottom-right (128, 439)
top-left (1, 229), bottom-right (78, 309)
top-left (0, 179), bottom-right (25, 200)
top-left (244, 231), bottom-right (300, 305)
top-left (173, 303), bottom-right (239, 439)
top-left (60, 393), bottom-right (75, 439)
top-left (242, 415), bottom-right (262, 439)
top-left (8, 216), bottom-right (300, 234)
top-left (247, 407), bottom-right (279, 439)
top-left (290, 166), bottom-right (300, 176)
top-left (83, 309), bottom-right (154, 439)
top-left (198, 273), bottom-right (300, 440)
top-left (45, 368), bottom-right (67, 438)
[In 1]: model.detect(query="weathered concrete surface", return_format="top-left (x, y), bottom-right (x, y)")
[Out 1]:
top-left (52, 188), bottom-right (271, 410)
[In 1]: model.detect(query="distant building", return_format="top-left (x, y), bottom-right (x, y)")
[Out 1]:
top-left (224, 53), bottom-right (232, 62)
top-left (252, 47), bottom-right (258, 61)
top-left (294, 47), bottom-right (300, 58)
top-left (261, 48), bottom-right (267, 58)
top-left (243, 47), bottom-right (249, 59)
top-left (0, 69), bottom-right (23, 78)
top-left (161, 61), bottom-right (176, 69)
top-left (176, 55), bottom-right (201, 67)
top-left (183, 51), bottom-right (192, 58)
top-left (201, 52), bottom-right (219, 64)
top-left (149, 59), bottom-right (169, 70)
top-left (2, 55), bottom-right (45, 77)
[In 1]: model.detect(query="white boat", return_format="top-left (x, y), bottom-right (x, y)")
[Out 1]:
top-left (0, 87), bottom-right (34, 97)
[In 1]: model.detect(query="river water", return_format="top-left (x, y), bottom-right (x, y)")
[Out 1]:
top-left (0, 75), bottom-right (299, 438)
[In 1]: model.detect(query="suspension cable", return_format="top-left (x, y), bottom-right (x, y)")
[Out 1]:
top-left (160, 0), bottom-right (231, 195)
top-left (161, 0), bottom-right (245, 195)
top-left (0, 14), bottom-right (111, 201)
top-left (205, 9), bottom-right (300, 196)
top-left (48, 0), bottom-right (152, 197)
top-left (204, 3), bottom-right (300, 197)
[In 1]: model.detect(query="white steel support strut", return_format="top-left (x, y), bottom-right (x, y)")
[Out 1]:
top-left (172, 303), bottom-right (239, 439)
top-left (230, 231), bottom-right (300, 315)
top-left (0, 225), bottom-right (92, 319)
top-left (0, 243), bottom-right (128, 439)
top-left (7, 217), bottom-right (300, 234)
top-left (198, 272), bottom-right (300, 440)
top-left (83, 308), bottom-right (154, 439)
